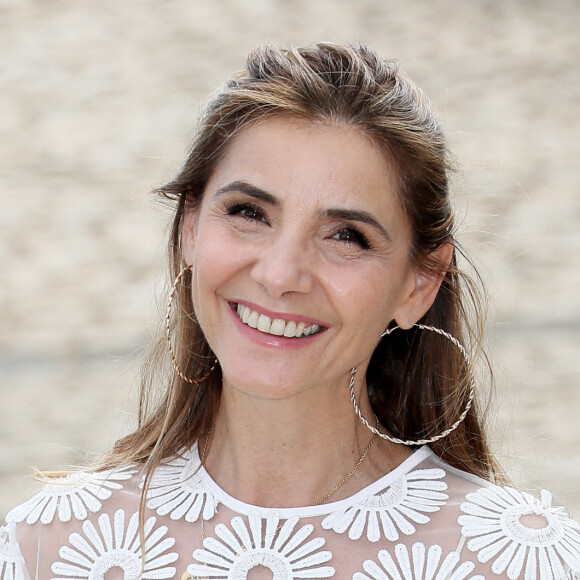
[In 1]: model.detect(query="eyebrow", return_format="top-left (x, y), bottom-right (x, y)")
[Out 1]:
top-left (212, 180), bottom-right (280, 207)
top-left (213, 180), bottom-right (392, 242)
top-left (322, 208), bottom-right (393, 243)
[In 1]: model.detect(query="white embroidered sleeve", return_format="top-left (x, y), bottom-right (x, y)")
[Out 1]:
top-left (458, 486), bottom-right (580, 578)
top-left (5, 465), bottom-right (137, 526)
top-left (0, 524), bottom-right (28, 580)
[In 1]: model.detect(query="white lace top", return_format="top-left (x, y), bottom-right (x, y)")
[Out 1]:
top-left (1, 445), bottom-right (579, 580)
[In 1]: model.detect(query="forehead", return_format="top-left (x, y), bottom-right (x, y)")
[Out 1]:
top-left (205, 116), bottom-right (403, 214)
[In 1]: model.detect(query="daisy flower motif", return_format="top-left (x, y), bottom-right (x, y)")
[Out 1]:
top-left (187, 510), bottom-right (335, 579)
top-left (459, 486), bottom-right (580, 579)
top-left (6, 465), bottom-right (137, 525)
top-left (143, 447), bottom-right (219, 522)
top-left (51, 509), bottom-right (178, 580)
top-left (353, 542), bottom-right (484, 580)
top-left (321, 468), bottom-right (448, 542)
top-left (1, 526), bottom-right (27, 580)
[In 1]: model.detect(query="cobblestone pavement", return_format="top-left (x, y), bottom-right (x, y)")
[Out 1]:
top-left (1, 0), bottom-right (579, 518)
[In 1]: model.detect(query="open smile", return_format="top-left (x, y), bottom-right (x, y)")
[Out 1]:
top-left (231, 303), bottom-right (325, 338)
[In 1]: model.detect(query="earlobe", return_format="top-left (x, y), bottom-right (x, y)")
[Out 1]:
top-left (393, 243), bottom-right (453, 329)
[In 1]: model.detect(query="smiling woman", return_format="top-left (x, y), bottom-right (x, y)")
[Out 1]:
top-left (2, 43), bottom-right (580, 580)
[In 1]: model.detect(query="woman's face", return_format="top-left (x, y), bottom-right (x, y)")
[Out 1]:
top-left (183, 117), bottom-right (436, 400)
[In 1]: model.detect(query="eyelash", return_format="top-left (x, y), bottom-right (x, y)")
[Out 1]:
top-left (224, 201), bottom-right (268, 224)
top-left (223, 200), bottom-right (371, 250)
top-left (331, 227), bottom-right (371, 250)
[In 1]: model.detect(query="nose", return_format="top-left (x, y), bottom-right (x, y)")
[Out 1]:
top-left (250, 231), bottom-right (314, 299)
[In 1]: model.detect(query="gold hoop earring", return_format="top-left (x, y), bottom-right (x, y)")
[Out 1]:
top-left (165, 264), bottom-right (217, 385)
top-left (350, 323), bottom-right (475, 446)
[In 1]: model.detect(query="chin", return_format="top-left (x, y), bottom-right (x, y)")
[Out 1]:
top-left (221, 364), bottom-right (311, 402)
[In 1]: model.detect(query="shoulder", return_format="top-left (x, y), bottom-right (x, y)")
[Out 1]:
top-left (1, 464), bottom-right (146, 580)
top-left (392, 449), bottom-right (580, 579)
top-left (0, 453), bottom-right (210, 580)
top-left (455, 482), bottom-right (580, 579)
top-left (5, 463), bottom-right (140, 526)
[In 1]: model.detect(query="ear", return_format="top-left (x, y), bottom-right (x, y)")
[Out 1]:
top-left (393, 243), bottom-right (453, 329)
top-left (181, 206), bottom-right (200, 266)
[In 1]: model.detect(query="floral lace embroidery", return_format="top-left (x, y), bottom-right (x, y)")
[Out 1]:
top-left (5, 465), bottom-right (137, 525)
top-left (459, 486), bottom-right (580, 579)
top-left (0, 526), bottom-right (27, 580)
top-left (353, 542), bottom-right (484, 580)
top-left (143, 448), bottom-right (219, 522)
top-left (321, 468), bottom-right (448, 542)
top-left (51, 509), bottom-right (178, 580)
top-left (188, 510), bottom-right (335, 579)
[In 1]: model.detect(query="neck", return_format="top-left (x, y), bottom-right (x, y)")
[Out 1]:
top-left (202, 372), bottom-right (412, 507)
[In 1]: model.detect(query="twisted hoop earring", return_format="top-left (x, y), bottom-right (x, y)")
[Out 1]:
top-left (350, 323), bottom-right (475, 446)
top-left (166, 264), bottom-right (217, 385)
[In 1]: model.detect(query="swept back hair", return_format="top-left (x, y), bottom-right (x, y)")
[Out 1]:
top-left (101, 42), bottom-right (501, 485)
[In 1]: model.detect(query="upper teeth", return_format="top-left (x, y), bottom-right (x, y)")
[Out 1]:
top-left (236, 304), bottom-right (321, 338)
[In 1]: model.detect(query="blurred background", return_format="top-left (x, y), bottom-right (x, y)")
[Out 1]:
top-left (1, 0), bottom-right (579, 519)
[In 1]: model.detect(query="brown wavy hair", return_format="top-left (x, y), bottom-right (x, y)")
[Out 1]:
top-left (100, 43), bottom-right (501, 487)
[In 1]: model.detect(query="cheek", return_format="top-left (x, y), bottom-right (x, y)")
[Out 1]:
top-left (189, 234), bottom-right (224, 310)
top-left (191, 227), bottom-right (251, 298)
top-left (194, 222), bottom-right (232, 268)
top-left (341, 265), bottom-right (410, 326)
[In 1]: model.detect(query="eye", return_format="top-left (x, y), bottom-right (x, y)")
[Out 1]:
top-left (225, 202), bottom-right (268, 224)
top-left (331, 227), bottom-right (371, 249)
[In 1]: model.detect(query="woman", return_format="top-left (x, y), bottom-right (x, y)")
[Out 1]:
top-left (1, 43), bottom-right (579, 580)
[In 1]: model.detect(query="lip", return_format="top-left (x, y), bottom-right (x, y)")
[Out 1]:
top-left (227, 300), bottom-right (329, 348)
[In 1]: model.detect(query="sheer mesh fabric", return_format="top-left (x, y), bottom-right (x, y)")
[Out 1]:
top-left (2, 446), bottom-right (579, 580)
